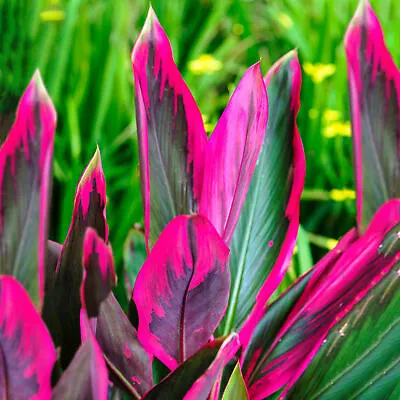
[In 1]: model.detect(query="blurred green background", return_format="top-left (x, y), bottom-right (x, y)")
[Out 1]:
top-left (2, 0), bottom-right (400, 300)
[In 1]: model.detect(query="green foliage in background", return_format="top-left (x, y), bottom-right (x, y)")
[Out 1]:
top-left (2, 0), bottom-right (400, 304)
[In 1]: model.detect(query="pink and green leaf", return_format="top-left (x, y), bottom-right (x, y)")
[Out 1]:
top-left (81, 228), bottom-right (116, 319)
top-left (242, 200), bottom-right (400, 399)
top-left (345, 0), bottom-right (400, 233)
top-left (42, 148), bottom-right (108, 368)
top-left (284, 262), bottom-right (400, 399)
top-left (96, 293), bottom-right (153, 397)
top-left (0, 71), bottom-right (56, 307)
top-left (133, 214), bottom-right (230, 370)
top-left (199, 62), bottom-right (268, 245)
top-left (132, 7), bottom-right (207, 250)
top-left (53, 230), bottom-right (115, 400)
top-left (144, 334), bottom-right (240, 400)
top-left (0, 276), bottom-right (56, 399)
top-left (52, 312), bottom-right (108, 400)
top-left (222, 51), bottom-right (305, 337)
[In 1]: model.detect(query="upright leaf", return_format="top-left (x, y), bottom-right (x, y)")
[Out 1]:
top-left (133, 214), bottom-right (230, 370)
top-left (0, 71), bottom-right (56, 306)
top-left (0, 276), bottom-right (56, 399)
top-left (223, 51), bottom-right (305, 335)
top-left (242, 201), bottom-right (400, 399)
top-left (42, 148), bottom-right (108, 368)
top-left (345, 0), bottom-right (400, 232)
top-left (97, 293), bottom-right (153, 397)
top-left (199, 63), bottom-right (268, 245)
top-left (144, 334), bottom-right (240, 400)
top-left (53, 229), bottom-right (114, 400)
top-left (132, 7), bottom-right (207, 249)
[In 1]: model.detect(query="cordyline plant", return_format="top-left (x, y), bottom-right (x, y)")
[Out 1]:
top-left (1, 1), bottom-right (399, 399)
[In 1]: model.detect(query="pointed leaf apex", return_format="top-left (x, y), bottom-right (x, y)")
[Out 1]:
top-left (131, 5), bottom-right (164, 64)
top-left (26, 70), bottom-right (57, 123)
top-left (146, 5), bottom-right (159, 26)
top-left (264, 50), bottom-right (301, 87)
top-left (75, 148), bottom-right (107, 221)
top-left (247, 62), bottom-right (264, 81)
top-left (345, 0), bottom-right (377, 50)
top-left (80, 147), bottom-right (103, 184)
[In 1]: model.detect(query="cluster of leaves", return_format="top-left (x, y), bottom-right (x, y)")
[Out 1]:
top-left (0, 1), bottom-right (399, 399)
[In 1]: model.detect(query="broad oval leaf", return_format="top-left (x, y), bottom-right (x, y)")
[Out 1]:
top-left (199, 62), bottom-right (268, 245)
top-left (132, 7), bottom-right (207, 249)
top-left (42, 148), bottom-right (108, 368)
top-left (144, 334), bottom-right (240, 400)
top-left (0, 276), bottom-right (56, 399)
top-left (222, 51), bottom-right (305, 337)
top-left (97, 293), bottom-right (153, 397)
top-left (242, 200), bottom-right (400, 399)
top-left (345, 0), bottom-right (400, 233)
top-left (285, 263), bottom-right (400, 399)
top-left (0, 71), bottom-right (56, 306)
top-left (133, 214), bottom-right (230, 370)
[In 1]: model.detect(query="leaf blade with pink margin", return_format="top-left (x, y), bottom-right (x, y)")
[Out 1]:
top-left (0, 276), bottom-right (56, 399)
top-left (52, 227), bottom-right (115, 400)
top-left (242, 200), bottom-right (400, 400)
top-left (222, 51), bottom-right (305, 336)
top-left (42, 148), bottom-right (108, 369)
top-left (0, 71), bottom-right (56, 307)
top-left (133, 214), bottom-right (230, 370)
top-left (132, 7), bottom-right (207, 249)
top-left (199, 63), bottom-right (268, 245)
top-left (144, 334), bottom-right (240, 400)
top-left (345, 0), bottom-right (400, 233)
top-left (52, 311), bottom-right (108, 400)
top-left (284, 258), bottom-right (400, 399)
top-left (97, 293), bottom-right (153, 397)
top-left (81, 227), bottom-right (116, 319)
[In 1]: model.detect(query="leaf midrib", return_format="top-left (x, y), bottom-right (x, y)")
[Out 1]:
top-left (150, 109), bottom-right (178, 220)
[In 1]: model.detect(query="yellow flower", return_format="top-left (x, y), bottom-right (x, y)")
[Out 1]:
top-left (277, 13), bottom-right (293, 29)
top-left (323, 109), bottom-right (342, 123)
top-left (188, 54), bottom-right (222, 75)
top-left (323, 121), bottom-right (352, 138)
top-left (40, 9), bottom-right (65, 22)
top-left (201, 114), bottom-right (215, 134)
top-left (330, 188), bottom-right (356, 202)
top-left (303, 62), bottom-right (336, 84)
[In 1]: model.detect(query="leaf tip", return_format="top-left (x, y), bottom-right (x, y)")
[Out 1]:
top-left (29, 70), bottom-right (57, 124)
top-left (131, 5), bottom-right (163, 65)
top-left (345, 0), bottom-right (377, 52)
top-left (81, 147), bottom-right (103, 183)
